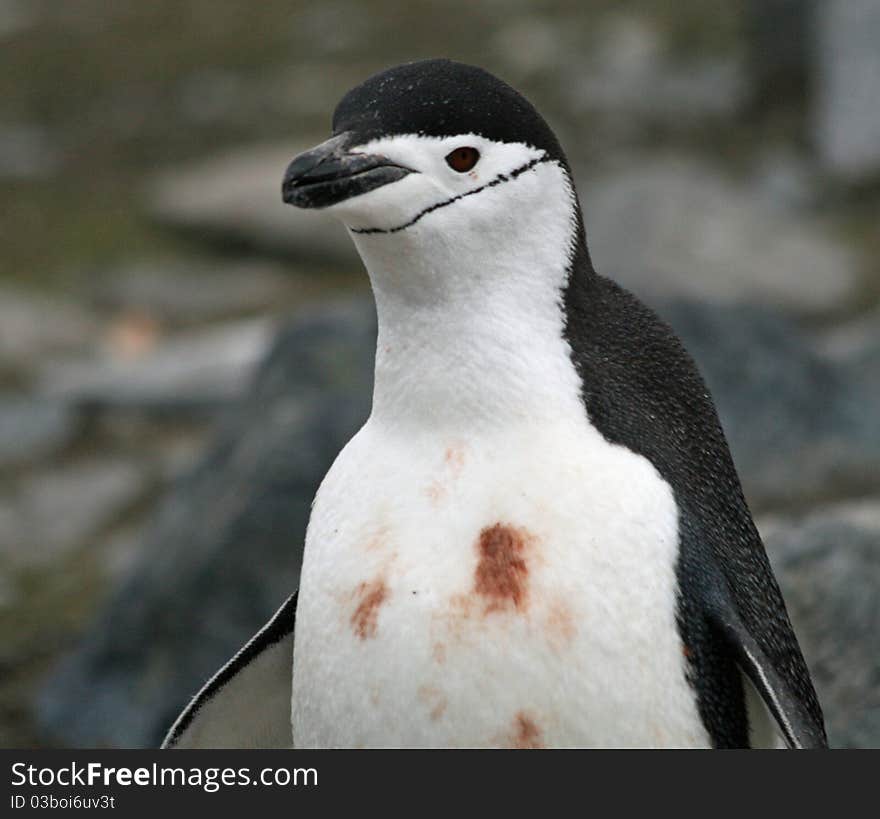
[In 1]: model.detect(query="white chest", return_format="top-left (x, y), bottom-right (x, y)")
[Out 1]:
top-left (290, 417), bottom-right (710, 748)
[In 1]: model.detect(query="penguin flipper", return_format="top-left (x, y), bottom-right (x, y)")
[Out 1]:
top-left (161, 592), bottom-right (298, 749)
top-left (711, 606), bottom-right (827, 749)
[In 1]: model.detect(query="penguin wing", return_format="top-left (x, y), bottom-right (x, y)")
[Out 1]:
top-left (710, 601), bottom-right (826, 749)
top-left (161, 592), bottom-right (297, 749)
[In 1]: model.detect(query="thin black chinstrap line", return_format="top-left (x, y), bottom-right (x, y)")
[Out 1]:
top-left (350, 156), bottom-right (550, 235)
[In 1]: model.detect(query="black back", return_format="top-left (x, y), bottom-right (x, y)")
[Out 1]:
top-left (332, 58), bottom-right (567, 165)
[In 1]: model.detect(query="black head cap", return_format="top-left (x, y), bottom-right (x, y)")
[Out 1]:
top-left (332, 59), bottom-right (568, 166)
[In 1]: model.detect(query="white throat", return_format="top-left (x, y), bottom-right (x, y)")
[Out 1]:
top-left (349, 161), bottom-right (584, 432)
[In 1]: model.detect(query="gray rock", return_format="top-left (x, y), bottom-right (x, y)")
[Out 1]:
top-left (99, 527), bottom-right (148, 586)
top-left (761, 501), bottom-right (880, 748)
top-left (90, 260), bottom-right (301, 326)
top-left (0, 458), bottom-right (147, 568)
top-left (174, 62), bottom-right (364, 129)
top-left (490, 15), bottom-right (572, 79)
top-left (146, 144), bottom-right (358, 268)
top-left (0, 397), bottom-right (77, 470)
top-left (582, 157), bottom-right (859, 316)
top-left (816, 308), bottom-right (880, 363)
top-left (813, 0), bottom-right (880, 182)
top-left (0, 123), bottom-right (59, 180)
top-left (174, 68), bottom-right (248, 125)
top-left (0, 499), bottom-right (18, 561)
top-left (37, 318), bottom-right (275, 415)
top-left (662, 300), bottom-right (880, 510)
top-left (36, 296), bottom-right (879, 747)
top-left (846, 332), bottom-right (880, 412)
top-left (567, 17), bottom-right (747, 124)
top-left (745, 0), bottom-right (814, 109)
top-left (0, 568), bottom-right (16, 610)
top-left (751, 150), bottom-right (821, 210)
top-left (0, 289), bottom-right (97, 373)
top-left (37, 299), bottom-right (375, 748)
top-left (815, 308), bottom-right (880, 427)
top-left (0, 0), bottom-right (37, 39)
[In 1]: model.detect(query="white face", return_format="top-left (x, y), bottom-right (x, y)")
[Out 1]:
top-left (323, 133), bottom-right (550, 235)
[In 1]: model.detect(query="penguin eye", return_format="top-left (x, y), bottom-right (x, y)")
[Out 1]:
top-left (445, 147), bottom-right (480, 173)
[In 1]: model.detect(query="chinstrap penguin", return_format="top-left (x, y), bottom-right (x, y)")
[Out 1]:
top-left (163, 58), bottom-right (826, 749)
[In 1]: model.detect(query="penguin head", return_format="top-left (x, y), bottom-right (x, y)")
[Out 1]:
top-left (282, 59), bottom-right (580, 245)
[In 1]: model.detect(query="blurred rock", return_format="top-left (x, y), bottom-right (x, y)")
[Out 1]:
top-left (99, 527), bottom-right (147, 586)
top-left (582, 157), bottom-right (858, 316)
top-left (175, 62), bottom-right (363, 128)
top-left (174, 68), bottom-right (248, 125)
top-left (752, 150), bottom-right (820, 209)
top-left (844, 330), bottom-right (880, 407)
top-left (817, 306), bottom-right (880, 359)
top-left (745, 0), bottom-right (813, 110)
top-left (37, 299), bottom-right (375, 748)
top-left (146, 144), bottom-right (358, 268)
top-left (0, 0), bottom-right (37, 39)
top-left (294, 1), bottom-right (372, 57)
top-left (90, 259), bottom-right (302, 326)
top-left (0, 458), bottom-right (147, 568)
top-left (0, 123), bottom-right (59, 180)
top-left (567, 17), bottom-right (746, 125)
top-left (37, 318), bottom-right (275, 415)
top-left (262, 62), bottom-right (363, 121)
top-left (813, 0), bottom-right (880, 182)
top-left (761, 501), bottom-right (880, 748)
top-left (0, 397), bottom-right (76, 470)
top-left (491, 15), bottom-right (568, 78)
top-left (0, 569), bottom-right (15, 609)
top-left (0, 289), bottom-right (97, 373)
top-left (813, 309), bottom-right (880, 439)
top-left (663, 300), bottom-right (880, 509)
top-left (36, 295), bottom-right (879, 747)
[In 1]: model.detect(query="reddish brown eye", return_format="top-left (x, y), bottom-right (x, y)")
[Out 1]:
top-left (445, 146), bottom-right (480, 173)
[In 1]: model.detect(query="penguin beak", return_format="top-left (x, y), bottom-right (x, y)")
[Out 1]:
top-left (282, 132), bottom-right (413, 209)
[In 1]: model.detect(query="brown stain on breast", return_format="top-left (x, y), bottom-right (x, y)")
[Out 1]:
top-left (444, 444), bottom-right (466, 475)
top-left (363, 523), bottom-right (391, 553)
top-left (350, 578), bottom-right (389, 640)
top-left (428, 593), bottom-right (478, 662)
top-left (424, 443), bottom-right (467, 507)
top-left (474, 523), bottom-right (534, 613)
top-left (427, 523), bottom-right (542, 662)
top-left (424, 481), bottom-right (446, 505)
top-left (417, 685), bottom-right (448, 721)
top-left (544, 599), bottom-right (577, 651)
top-left (444, 593), bottom-right (476, 634)
top-left (511, 712), bottom-right (544, 749)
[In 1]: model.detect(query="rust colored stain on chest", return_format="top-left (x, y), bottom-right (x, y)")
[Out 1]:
top-left (512, 712), bottom-right (544, 749)
top-left (350, 578), bottom-right (388, 640)
top-left (417, 685), bottom-right (448, 722)
top-left (545, 599), bottom-right (577, 650)
top-left (444, 444), bottom-right (466, 474)
top-left (474, 523), bottom-right (533, 612)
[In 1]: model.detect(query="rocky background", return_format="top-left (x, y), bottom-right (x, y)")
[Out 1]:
top-left (0, 0), bottom-right (877, 748)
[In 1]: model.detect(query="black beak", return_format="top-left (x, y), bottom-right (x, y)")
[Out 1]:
top-left (281, 132), bottom-right (413, 209)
